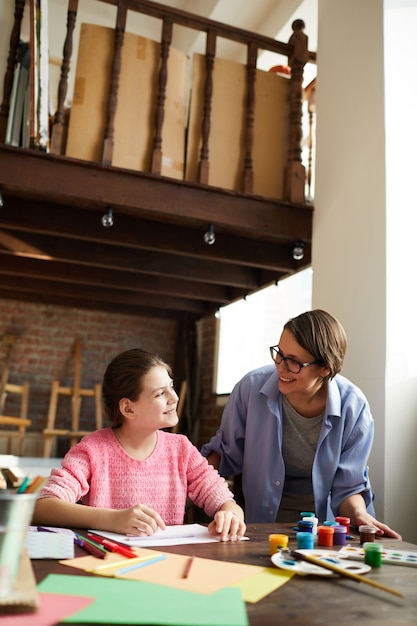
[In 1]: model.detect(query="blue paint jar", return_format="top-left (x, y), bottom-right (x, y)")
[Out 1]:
top-left (297, 531), bottom-right (315, 549)
top-left (297, 519), bottom-right (314, 533)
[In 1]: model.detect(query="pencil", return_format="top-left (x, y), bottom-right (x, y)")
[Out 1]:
top-left (16, 476), bottom-right (30, 494)
top-left (25, 475), bottom-right (46, 494)
top-left (115, 554), bottom-right (167, 576)
top-left (89, 552), bottom-right (164, 573)
top-left (289, 550), bottom-right (404, 598)
top-left (182, 555), bottom-right (195, 579)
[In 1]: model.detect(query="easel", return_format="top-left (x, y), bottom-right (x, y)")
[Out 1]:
top-left (42, 338), bottom-right (102, 457)
top-left (0, 333), bottom-right (31, 455)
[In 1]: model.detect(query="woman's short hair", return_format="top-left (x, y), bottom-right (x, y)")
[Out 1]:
top-left (102, 348), bottom-right (172, 427)
top-left (284, 309), bottom-right (347, 380)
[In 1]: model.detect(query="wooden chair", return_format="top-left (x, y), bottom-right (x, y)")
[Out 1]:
top-left (42, 338), bottom-right (103, 457)
top-left (0, 380), bottom-right (31, 455)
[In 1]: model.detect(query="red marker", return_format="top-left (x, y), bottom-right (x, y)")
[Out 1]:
top-left (87, 533), bottom-right (137, 558)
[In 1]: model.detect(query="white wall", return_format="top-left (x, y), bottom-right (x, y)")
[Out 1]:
top-left (314, 0), bottom-right (417, 541)
top-left (384, 0), bottom-right (417, 541)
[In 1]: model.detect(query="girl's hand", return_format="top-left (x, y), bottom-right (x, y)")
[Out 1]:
top-left (208, 509), bottom-right (246, 542)
top-left (110, 504), bottom-right (166, 536)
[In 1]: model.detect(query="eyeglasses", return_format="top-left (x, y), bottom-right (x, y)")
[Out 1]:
top-left (269, 345), bottom-right (322, 374)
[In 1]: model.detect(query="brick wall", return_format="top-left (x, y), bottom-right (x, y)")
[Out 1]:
top-left (0, 299), bottom-right (178, 455)
top-left (0, 299), bottom-right (224, 455)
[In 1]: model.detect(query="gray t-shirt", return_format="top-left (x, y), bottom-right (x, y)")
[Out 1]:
top-left (276, 395), bottom-right (323, 521)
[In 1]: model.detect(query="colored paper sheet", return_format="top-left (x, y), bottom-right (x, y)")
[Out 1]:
top-left (233, 567), bottom-right (294, 603)
top-left (37, 574), bottom-right (249, 626)
top-left (0, 592), bottom-right (94, 626)
top-left (60, 549), bottom-right (266, 595)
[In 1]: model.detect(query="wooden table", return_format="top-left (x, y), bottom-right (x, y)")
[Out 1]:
top-left (31, 523), bottom-right (417, 625)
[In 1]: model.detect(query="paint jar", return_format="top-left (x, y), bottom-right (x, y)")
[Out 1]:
top-left (335, 516), bottom-right (350, 535)
top-left (297, 519), bottom-right (314, 534)
top-left (332, 525), bottom-right (347, 545)
top-left (317, 525), bottom-right (334, 547)
top-left (358, 525), bottom-right (377, 545)
top-left (303, 516), bottom-right (318, 536)
top-left (297, 531), bottom-right (315, 550)
top-left (323, 520), bottom-right (338, 527)
top-left (363, 542), bottom-right (383, 568)
top-left (269, 533), bottom-right (289, 555)
top-left (300, 511), bottom-right (315, 518)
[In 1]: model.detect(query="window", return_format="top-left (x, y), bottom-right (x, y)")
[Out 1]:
top-left (215, 268), bottom-right (313, 395)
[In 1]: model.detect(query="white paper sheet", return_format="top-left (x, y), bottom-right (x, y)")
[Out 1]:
top-left (88, 523), bottom-right (248, 547)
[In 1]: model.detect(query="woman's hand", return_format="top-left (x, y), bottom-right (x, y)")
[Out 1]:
top-left (208, 503), bottom-right (246, 542)
top-left (353, 512), bottom-right (402, 540)
top-left (339, 494), bottom-right (402, 539)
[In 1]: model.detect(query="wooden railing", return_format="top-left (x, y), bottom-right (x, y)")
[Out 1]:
top-left (0, 0), bottom-right (316, 204)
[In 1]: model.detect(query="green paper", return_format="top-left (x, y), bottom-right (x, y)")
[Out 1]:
top-left (38, 574), bottom-right (248, 626)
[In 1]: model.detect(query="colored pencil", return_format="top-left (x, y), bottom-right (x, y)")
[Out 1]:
top-left (25, 475), bottom-right (46, 494)
top-left (115, 554), bottom-right (167, 576)
top-left (182, 555), bottom-right (195, 579)
top-left (89, 552), bottom-right (164, 573)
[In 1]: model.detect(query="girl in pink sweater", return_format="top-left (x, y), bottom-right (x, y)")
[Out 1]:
top-left (33, 349), bottom-right (246, 541)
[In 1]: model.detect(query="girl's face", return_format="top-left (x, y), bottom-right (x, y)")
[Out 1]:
top-left (275, 329), bottom-right (330, 398)
top-left (121, 365), bottom-right (179, 431)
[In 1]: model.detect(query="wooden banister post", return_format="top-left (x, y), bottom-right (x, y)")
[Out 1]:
top-left (102, 2), bottom-right (127, 165)
top-left (151, 16), bottom-right (173, 174)
top-left (0, 0), bottom-right (25, 143)
top-left (198, 30), bottom-right (216, 185)
top-left (50, 0), bottom-right (79, 155)
top-left (284, 19), bottom-right (309, 204)
top-left (242, 42), bottom-right (257, 193)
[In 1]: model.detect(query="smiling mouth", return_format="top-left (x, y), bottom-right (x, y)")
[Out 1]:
top-left (279, 375), bottom-right (294, 383)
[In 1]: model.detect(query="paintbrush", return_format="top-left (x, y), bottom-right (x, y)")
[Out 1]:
top-left (287, 550), bottom-right (404, 598)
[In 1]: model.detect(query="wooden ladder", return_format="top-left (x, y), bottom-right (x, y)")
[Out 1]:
top-left (0, 333), bottom-right (31, 455)
top-left (42, 338), bottom-right (102, 457)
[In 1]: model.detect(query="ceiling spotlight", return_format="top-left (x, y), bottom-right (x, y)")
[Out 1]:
top-left (101, 206), bottom-right (114, 227)
top-left (203, 224), bottom-right (216, 245)
top-left (292, 241), bottom-right (305, 261)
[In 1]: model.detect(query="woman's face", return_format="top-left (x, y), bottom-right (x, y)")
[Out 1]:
top-left (274, 329), bottom-right (330, 398)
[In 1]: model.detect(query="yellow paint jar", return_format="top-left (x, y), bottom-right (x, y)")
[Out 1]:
top-left (269, 533), bottom-right (289, 555)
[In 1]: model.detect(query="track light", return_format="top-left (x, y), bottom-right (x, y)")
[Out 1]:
top-left (203, 224), bottom-right (216, 245)
top-left (101, 206), bottom-right (114, 227)
top-left (292, 241), bottom-right (305, 261)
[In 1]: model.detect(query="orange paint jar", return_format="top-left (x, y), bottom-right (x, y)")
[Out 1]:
top-left (317, 525), bottom-right (334, 547)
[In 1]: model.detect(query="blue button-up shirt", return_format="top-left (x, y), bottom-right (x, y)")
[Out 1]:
top-left (201, 365), bottom-right (375, 523)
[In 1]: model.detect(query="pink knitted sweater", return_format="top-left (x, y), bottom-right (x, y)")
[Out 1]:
top-left (39, 428), bottom-right (234, 524)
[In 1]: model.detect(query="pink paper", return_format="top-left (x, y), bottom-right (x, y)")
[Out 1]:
top-left (0, 592), bottom-right (95, 625)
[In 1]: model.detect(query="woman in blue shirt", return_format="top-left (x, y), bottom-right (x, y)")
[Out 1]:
top-left (201, 309), bottom-right (401, 538)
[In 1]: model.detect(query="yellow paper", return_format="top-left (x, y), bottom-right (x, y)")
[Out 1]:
top-left (233, 567), bottom-right (294, 603)
top-left (61, 549), bottom-right (267, 596)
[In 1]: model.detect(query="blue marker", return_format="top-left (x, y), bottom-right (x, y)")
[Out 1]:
top-left (17, 477), bottom-right (30, 494)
